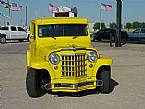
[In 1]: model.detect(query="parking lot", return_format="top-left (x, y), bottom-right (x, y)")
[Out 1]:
top-left (0, 42), bottom-right (145, 109)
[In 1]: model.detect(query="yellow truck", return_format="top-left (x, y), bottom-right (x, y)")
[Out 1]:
top-left (26, 17), bottom-right (112, 97)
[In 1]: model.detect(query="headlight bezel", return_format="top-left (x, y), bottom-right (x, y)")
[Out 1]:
top-left (49, 53), bottom-right (60, 65)
top-left (88, 52), bottom-right (97, 62)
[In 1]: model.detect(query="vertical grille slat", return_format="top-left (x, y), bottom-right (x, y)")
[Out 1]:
top-left (62, 56), bottom-right (64, 76)
top-left (61, 54), bottom-right (87, 77)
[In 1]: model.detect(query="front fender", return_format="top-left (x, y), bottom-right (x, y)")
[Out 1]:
top-left (27, 54), bottom-right (56, 79)
top-left (92, 57), bottom-right (112, 76)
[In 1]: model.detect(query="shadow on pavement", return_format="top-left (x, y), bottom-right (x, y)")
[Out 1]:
top-left (109, 79), bottom-right (119, 93)
top-left (50, 78), bottom-right (119, 97)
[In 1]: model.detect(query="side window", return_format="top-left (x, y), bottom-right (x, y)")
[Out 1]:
top-left (141, 29), bottom-right (145, 33)
top-left (18, 27), bottom-right (26, 32)
top-left (100, 30), bottom-right (104, 34)
top-left (0, 27), bottom-right (9, 30)
top-left (104, 30), bottom-right (108, 34)
top-left (112, 30), bottom-right (116, 34)
top-left (106, 29), bottom-right (111, 34)
top-left (133, 29), bottom-right (140, 33)
top-left (11, 26), bottom-right (17, 31)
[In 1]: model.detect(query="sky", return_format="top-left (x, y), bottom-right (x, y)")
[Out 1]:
top-left (0, 0), bottom-right (145, 27)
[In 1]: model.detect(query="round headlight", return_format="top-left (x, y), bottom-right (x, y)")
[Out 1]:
top-left (88, 52), bottom-right (97, 62)
top-left (49, 54), bottom-right (60, 65)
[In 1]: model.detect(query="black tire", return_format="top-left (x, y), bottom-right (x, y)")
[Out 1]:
top-left (90, 36), bottom-right (95, 42)
top-left (0, 36), bottom-right (6, 44)
top-left (121, 39), bottom-right (127, 44)
top-left (100, 70), bottom-right (111, 93)
top-left (26, 68), bottom-right (45, 98)
top-left (112, 36), bottom-right (115, 42)
top-left (97, 38), bottom-right (101, 41)
top-left (18, 39), bottom-right (24, 42)
top-left (27, 35), bottom-right (30, 42)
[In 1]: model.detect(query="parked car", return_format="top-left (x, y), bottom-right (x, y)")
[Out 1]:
top-left (0, 25), bottom-right (29, 43)
top-left (92, 28), bottom-right (128, 43)
top-left (127, 28), bottom-right (145, 41)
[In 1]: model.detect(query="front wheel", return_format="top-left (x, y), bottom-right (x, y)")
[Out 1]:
top-left (91, 37), bottom-right (96, 42)
top-left (0, 37), bottom-right (6, 44)
top-left (121, 39), bottom-right (127, 44)
top-left (26, 68), bottom-right (45, 98)
top-left (97, 38), bottom-right (101, 41)
top-left (100, 70), bottom-right (111, 93)
top-left (26, 34), bottom-right (30, 42)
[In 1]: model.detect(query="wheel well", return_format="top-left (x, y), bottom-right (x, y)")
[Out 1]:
top-left (96, 65), bottom-right (111, 79)
top-left (36, 69), bottom-right (51, 82)
top-left (0, 34), bottom-right (6, 37)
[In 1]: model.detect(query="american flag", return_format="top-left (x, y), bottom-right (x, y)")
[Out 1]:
top-left (101, 3), bottom-right (112, 11)
top-left (11, 3), bottom-right (22, 11)
top-left (48, 3), bottom-right (59, 12)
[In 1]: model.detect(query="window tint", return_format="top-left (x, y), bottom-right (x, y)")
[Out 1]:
top-left (0, 27), bottom-right (9, 30)
top-left (11, 26), bottom-right (17, 31)
top-left (105, 29), bottom-right (111, 33)
top-left (112, 30), bottom-right (116, 34)
top-left (18, 27), bottom-right (25, 31)
top-left (38, 24), bottom-right (88, 37)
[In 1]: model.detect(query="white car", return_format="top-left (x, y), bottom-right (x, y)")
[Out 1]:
top-left (0, 25), bottom-right (29, 43)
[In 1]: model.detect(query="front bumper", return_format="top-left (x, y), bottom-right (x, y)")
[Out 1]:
top-left (51, 77), bottom-right (102, 92)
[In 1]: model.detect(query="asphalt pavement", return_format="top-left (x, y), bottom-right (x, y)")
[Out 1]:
top-left (0, 41), bottom-right (145, 109)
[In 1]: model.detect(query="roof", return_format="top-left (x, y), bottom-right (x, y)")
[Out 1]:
top-left (31, 17), bottom-right (88, 25)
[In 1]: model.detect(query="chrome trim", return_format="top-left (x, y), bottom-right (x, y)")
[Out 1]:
top-left (61, 53), bottom-right (87, 77)
top-left (61, 53), bottom-right (86, 56)
top-left (62, 64), bottom-right (87, 67)
top-left (61, 59), bottom-right (87, 62)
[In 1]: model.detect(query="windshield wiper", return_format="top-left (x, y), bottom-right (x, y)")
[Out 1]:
top-left (48, 35), bottom-right (56, 40)
top-left (72, 35), bottom-right (79, 39)
top-left (72, 33), bottom-right (79, 39)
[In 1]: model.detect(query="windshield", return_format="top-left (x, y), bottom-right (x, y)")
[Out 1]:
top-left (38, 24), bottom-right (88, 37)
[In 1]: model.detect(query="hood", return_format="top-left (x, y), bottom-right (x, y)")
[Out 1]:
top-left (38, 44), bottom-right (87, 60)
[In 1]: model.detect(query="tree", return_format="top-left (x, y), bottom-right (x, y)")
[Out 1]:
top-left (93, 22), bottom-right (106, 30)
top-left (141, 22), bottom-right (145, 28)
top-left (132, 22), bottom-right (141, 29)
top-left (0, 12), bottom-right (4, 17)
top-left (125, 22), bottom-right (132, 31)
top-left (124, 22), bottom-right (145, 30)
top-left (109, 22), bottom-right (117, 29)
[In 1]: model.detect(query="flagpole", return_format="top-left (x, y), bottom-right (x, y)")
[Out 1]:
top-left (99, 6), bottom-right (102, 30)
top-left (25, 6), bottom-right (28, 27)
top-left (6, 0), bottom-right (10, 17)
top-left (6, 0), bottom-right (11, 25)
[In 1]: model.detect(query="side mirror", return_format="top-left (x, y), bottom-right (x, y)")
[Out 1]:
top-left (30, 34), bottom-right (33, 38)
top-left (29, 34), bottom-right (35, 39)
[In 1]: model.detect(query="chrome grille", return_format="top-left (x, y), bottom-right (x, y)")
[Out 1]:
top-left (61, 54), bottom-right (87, 77)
